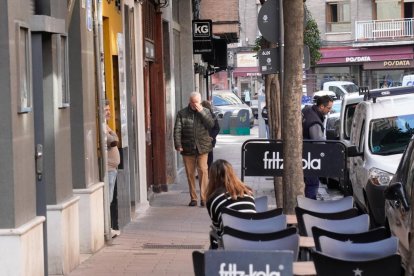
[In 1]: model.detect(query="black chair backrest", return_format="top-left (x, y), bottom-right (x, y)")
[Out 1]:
top-left (192, 251), bottom-right (205, 276)
top-left (222, 207), bottom-right (283, 219)
top-left (222, 226), bottom-right (297, 241)
top-left (295, 206), bottom-right (359, 236)
top-left (312, 226), bottom-right (390, 251)
top-left (221, 227), bottom-right (300, 260)
top-left (312, 250), bottom-right (402, 276)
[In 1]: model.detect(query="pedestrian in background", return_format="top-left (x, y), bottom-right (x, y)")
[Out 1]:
top-left (105, 100), bottom-right (121, 237)
top-left (261, 105), bottom-right (269, 138)
top-left (205, 159), bottom-right (256, 248)
top-left (201, 100), bottom-right (220, 171)
top-left (302, 95), bottom-right (333, 199)
top-left (244, 90), bottom-right (251, 106)
top-left (174, 92), bottom-right (214, 207)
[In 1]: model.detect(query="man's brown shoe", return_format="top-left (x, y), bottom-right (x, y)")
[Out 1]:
top-left (188, 200), bottom-right (197, 207)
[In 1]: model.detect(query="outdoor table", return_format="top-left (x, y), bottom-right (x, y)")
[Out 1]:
top-left (299, 236), bottom-right (314, 248)
top-left (287, 214), bottom-right (298, 225)
top-left (293, 261), bottom-right (316, 275)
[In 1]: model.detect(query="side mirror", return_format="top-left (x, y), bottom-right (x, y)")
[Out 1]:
top-left (384, 182), bottom-right (410, 211)
top-left (347, 145), bottom-right (363, 157)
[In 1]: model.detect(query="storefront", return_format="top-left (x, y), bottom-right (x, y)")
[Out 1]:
top-left (314, 45), bottom-right (414, 90)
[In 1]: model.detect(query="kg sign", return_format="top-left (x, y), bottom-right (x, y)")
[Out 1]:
top-left (192, 20), bottom-right (213, 54)
top-left (193, 20), bottom-right (212, 39)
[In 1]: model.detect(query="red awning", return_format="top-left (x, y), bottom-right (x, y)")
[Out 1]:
top-left (318, 46), bottom-right (414, 65)
top-left (233, 67), bottom-right (261, 77)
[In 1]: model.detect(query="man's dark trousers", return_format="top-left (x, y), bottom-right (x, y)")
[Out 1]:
top-left (304, 176), bottom-right (319, 199)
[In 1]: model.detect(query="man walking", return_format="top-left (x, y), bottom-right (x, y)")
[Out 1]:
top-left (302, 95), bottom-right (333, 199)
top-left (174, 92), bottom-right (214, 207)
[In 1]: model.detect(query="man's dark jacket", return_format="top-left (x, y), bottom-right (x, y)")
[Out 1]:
top-left (174, 105), bottom-right (215, 155)
top-left (302, 105), bottom-right (324, 139)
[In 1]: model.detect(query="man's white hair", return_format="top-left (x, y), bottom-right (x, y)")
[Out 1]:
top-left (189, 91), bottom-right (201, 100)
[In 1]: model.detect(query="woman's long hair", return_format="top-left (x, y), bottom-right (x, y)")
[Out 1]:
top-left (205, 159), bottom-right (253, 200)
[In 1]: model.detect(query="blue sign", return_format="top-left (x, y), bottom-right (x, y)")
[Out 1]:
top-left (302, 96), bottom-right (312, 104)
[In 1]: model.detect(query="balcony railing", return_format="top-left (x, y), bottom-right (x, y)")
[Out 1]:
top-left (355, 18), bottom-right (414, 41)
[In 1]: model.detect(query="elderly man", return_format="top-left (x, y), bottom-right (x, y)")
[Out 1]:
top-left (174, 92), bottom-right (214, 206)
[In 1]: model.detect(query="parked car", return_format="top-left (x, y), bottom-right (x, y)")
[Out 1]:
top-left (212, 90), bottom-right (254, 128)
top-left (349, 86), bottom-right (414, 226)
top-left (384, 135), bottom-right (414, 274)
top-left (322, 81), bottom-right (359, 99)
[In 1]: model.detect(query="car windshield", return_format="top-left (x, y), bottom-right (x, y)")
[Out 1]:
top-left (213, 93), bottom-right (244, 106)
top-left (330, 100), bottom-right (342, 114)
top-left (342, 84), bottom-right (359, 93)
top-left (369, 114), bottom-right (414, 155)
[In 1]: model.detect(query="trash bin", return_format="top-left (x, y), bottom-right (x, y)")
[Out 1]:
top-left (218, 111), bottom-right (232, 134)
top-left (230, 109), bottom-right (250, 135)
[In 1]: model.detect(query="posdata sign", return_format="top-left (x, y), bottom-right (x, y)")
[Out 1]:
top-left (205, 250), bottom-right (293, 276)
top-left (242, 139), bottom-right (346, 178)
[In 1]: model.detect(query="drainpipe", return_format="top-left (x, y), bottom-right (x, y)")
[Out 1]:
top-left (93, 0), bottom-right (112, 242)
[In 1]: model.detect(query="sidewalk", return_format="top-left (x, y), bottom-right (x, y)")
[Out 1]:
top-left (68, 127), bottom-right (273, 276)
top-left (68, 126), bottom-right (339, 276)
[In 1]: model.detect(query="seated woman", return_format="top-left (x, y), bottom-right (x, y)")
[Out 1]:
top-left (205, 159), bottom-right (256, 248)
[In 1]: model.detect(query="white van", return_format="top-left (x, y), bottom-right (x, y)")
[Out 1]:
top-left (402, 75), bottom-right (414, 86)
top-left (349, 86), bottom-right (414, 226)
top-left (322, 81), bottom-right (359, 99)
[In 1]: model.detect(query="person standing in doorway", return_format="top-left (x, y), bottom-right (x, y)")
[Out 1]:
top-left (301, 95), bottom-right (333, 199)
top-left (174, 92), bottom-right (215, 207)
top-left (105, 100), bottom-right (121, 237)
top-left (201, 100), bottom-right (220, 171)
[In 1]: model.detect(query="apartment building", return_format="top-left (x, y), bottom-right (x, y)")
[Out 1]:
top-left (307, 0), bottom-right (414, 91)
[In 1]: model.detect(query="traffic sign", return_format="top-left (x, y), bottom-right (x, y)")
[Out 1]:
top-left (258, 0), bottom-right (280, 43)
top-left (258, 48), bottom-right (279, 74)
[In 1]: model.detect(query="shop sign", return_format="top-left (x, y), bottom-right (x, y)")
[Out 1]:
top-left (363, 59), bottom-right (414, 70)
top-left (237, 53), bottom-right (258, 67)
top-left (346, 56), bottom-right (371, 62)
top-left (192, 20), bottom-right (213, 54)
top-left (384, 60), bottom-right (411, 67)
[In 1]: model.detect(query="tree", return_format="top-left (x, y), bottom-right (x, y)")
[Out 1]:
top-left (304, 5), bottom-right (322, 66)
top-left (282, 0), bottom-right (305, 214)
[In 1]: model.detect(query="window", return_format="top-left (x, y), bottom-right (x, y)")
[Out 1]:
top-left (369, 114), bottom-right (414, 155)
top-left (55, 34), bottom-right (70, 108)
top-left (344, 104), bottom-right (357, 140)
top-left (16, 22), bottom-right (32, 113)
top-left (358, 120), bottom-right (365, 153)
top-left (326, 1), bottom-right (351, 32)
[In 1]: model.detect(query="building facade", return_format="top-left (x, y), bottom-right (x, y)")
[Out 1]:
top-left (307, 0), bottom-right (414, 92)
top-left (0, 0), bottom-right (200, 274)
